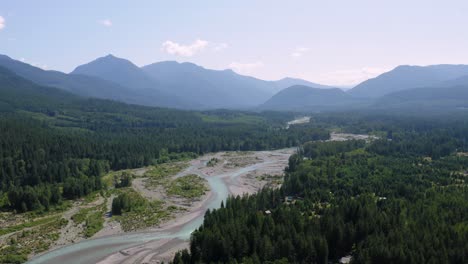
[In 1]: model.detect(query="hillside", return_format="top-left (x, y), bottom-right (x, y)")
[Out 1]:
top-left (437, 74), bottom-right (468, 88)
top-left (1, 54), bottom-right (331, 110)
top-left (142, 61), bottom-right (273, 108)
top-left (0, 66), bottom-right (82, 112)
top-left (142, 62), bottom-right (327, 108)
top-left (260, 85), bottom-right (358, 111)
top-left (375, 84), bottom-right (468, 111)
top-left (349, 64), bottom-right (468, 98)
top-left (271, 77), bottom-right (335, 91)
top-left (72, 54), bottom-right (158, 91)
top-left (0, 55), bottom-right (192, 109)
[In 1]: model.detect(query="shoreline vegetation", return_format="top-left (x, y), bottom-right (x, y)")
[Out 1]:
top-left (1, 112), bottom-right (467, 264)
top-left (173, 117), bottom-right (468, 264)
top-left (1, 146), bottom-right (298, 263)
top-left (2, 12), bottom-right (468, 263)
top-left (0, 92), bottom-right (328, 264)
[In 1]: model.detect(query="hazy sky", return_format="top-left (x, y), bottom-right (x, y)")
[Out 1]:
top-left (1, 0), bottom-right (468, 86)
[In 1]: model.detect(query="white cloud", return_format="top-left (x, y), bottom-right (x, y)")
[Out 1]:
top-left (0, 16), bottom-right (5, 30)
top-left (161, 39), bottom-right (209, 57)
top-left (315, 66), bottom-right (392, 86)
top-left (213, 42), bottom-right (228, 51)
top-left (98, 19), bottom-right (112, 27)
top-left (228, 61), bottom-right (264, 75)
top-left (291, 47), bottom-right (309, 58)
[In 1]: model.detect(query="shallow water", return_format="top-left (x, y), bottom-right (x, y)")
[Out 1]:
top-left (28, 155), bottom-right (274, 264)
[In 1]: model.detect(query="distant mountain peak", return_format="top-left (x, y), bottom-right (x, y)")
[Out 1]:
top-left (272, 77), bottom-right (334, 90)
top-left (89, 54), bottom-right (135, 65)
top-left (71, 54), bottom-right (157, 91)
top-left (260, 84), bottom-right (356, 111)
top-left (349, 64), bottom-right (468, 98)
top-left (0, 54), bottom-right (13, 60)
top-left (143, 61), bottom-right (207, 72)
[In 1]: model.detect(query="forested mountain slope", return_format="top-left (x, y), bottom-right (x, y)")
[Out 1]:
top-left (375, 85), bottom-right (468, 111)
top-left (260, 85), bottom-right (360, 111)
top-left (72, 54), bottom-right (157, 90)
top-left (0, 55), bottom-right (194, 109)
top-left (349, 64), bottom-right (468, 98)
top-left (142, 61), bottom-right (274, 108)
top-left (0, 66), bottom-right (329, 214)
top-left (272, 77), bottom-right (335, 91)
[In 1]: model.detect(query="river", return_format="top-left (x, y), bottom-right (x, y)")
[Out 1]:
top-left (28, 149), bottom-right (293, 264)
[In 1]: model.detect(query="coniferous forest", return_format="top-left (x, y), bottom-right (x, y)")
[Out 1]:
top-left (0, 67), bottom-right (329, 212)
top-left (2, 2), bottom-right (468, 263)
top-left (1, 66), bottom-right (468, 263)
top-left (174, 116), bottom-right (468, 264)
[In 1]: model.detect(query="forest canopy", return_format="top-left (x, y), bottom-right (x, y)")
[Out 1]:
top-left (0, 73), bottom-right (333, 213)
top-left (174, 114), bottom-right (468, 264)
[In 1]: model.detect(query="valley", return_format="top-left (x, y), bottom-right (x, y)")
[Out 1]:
top-left (24, 130), bottom-right (374, 264)
top-left (26, 149), bottom-right (294, 264)
top-left (1, 3), bottom-right (468, 263)
top-left (2, 54), bottom-right (468, 113)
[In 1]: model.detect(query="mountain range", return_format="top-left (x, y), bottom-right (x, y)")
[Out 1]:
top-left (0, 54), bottom-right (330, 110)
top-left (141, 61), bottom-right (272, 108)
top-left (0, 54), bottom-right (192, 109)
top-left (349, 64), bottom-right (468, 98)
top-left (259, 85), bottom-right (359, 112)
top-left (1, 53), bottom-right (468, 112)
top-left (261, 65), bottom-right (468, 112)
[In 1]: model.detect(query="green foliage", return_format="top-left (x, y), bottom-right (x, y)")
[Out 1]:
top-left (114, 172), bottom-right (133, 188)
top-left (207, 157), bottom-right (220, 167)
top-left (144, 163), bottom-right (188, 182)
top-left (300, 139), bottom-right (366, 159)
top-left (111, 189), bottom-right (169, 231)
top-left (166, 175), bottom-right (209, 198)
top-left (112, 192), bottom-right (136, 215)
top-left (0, 215), bottom-right (60, 236)
top-left (198, 111), bottom-right (265, 124)
top-left (0, 217), bottom-right (67, 263)
top-left (84, 211), bottom-right (105, 237)
top-left (154, 151), bottom-right (198, 165)
top-left (71, 207), bottom-right (92, 224)
top-left (0, 71), bottom-right (329, 213)
top-left (176, 116), bottom-right (468, 263)
top-left (71, 199), bottom-right (106, 238)
top-left (0, 253), bottom-right (27, 264)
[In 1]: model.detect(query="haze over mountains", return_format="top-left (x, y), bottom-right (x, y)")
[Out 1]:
top-left (260, 85), bottom-right (359, 112)
top-left (1, 54), bottom-right (333, 110)
top-left (141, 60), bottom-right (273, 108)
top-left (1, 53), bottom-right (468, 112)
top-left (262, 65), bottom-right (468, 112)
top-left (0, 54), bottom-right (192, 108)
top-left (349, 64), bottom-right (468, 98)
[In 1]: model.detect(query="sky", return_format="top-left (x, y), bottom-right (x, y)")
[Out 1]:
top-left (1, 0), bottom-right (468, 86)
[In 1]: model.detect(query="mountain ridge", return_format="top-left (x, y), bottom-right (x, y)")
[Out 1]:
top-left (0, 54), bottom-right (194, 109)
top-left (72, 54), bottom-right (159, 90)
top-left (260, 85), bottom-right (359, 111)
top-left (349, 64), bottom-right (468, 98)
top-left (1, 53), bottom-right (333, 110)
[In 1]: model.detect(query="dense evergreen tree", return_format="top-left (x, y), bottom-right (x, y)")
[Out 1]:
top-left (176, 117), bottom-right (468, 263)
top-left (0, 68), bottom-right (329, 212)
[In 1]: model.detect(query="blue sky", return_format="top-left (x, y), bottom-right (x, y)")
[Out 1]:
top-left (1, 0), bottom-right (468, 86)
